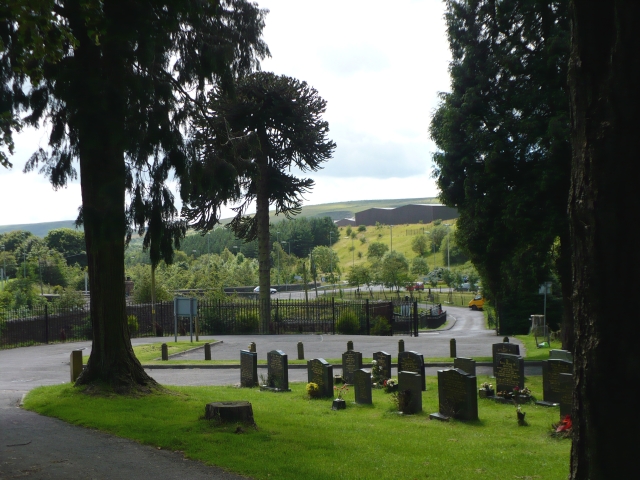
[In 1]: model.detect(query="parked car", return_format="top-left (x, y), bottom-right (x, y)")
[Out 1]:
top-left (457, 282), bottom-right (471, 291)
top-left (468, 295), bottom-right (484, 310)
top-left (405, 282), bottom-right (425, 292)
top-left (253, 286), bottom-right (277, 294)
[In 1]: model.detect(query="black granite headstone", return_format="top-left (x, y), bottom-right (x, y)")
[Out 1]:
top-left (432, 368), bottom-right (478, 421)
top-left (267, 349), bottom-right (290, 391)
top-left (398, 351), bottom-right (425, 391)
top-left (559, 372), bottom-right (572, 418)
top-left (354, 369), bottom-right (373, 405)
top-left (495, 353), bottom-right (524, 393)
top-left (341, 350), bottom-right (363, 384)
top-left (541, 359), bottom-right (573, 404)
top-left (398, 339), bottom-right (405, 353)
top-left (549, 349), bottom-right (573, 363)
top-left (307, 358), bottom-right (334, 398)
top-left (492, 343), bottom-right (521, 376)
top-left (453, 357), bottom-right (476, 377)
top-left (398, 371), bottom-right (422, 414)
top-left (240, 350), bottom-right (258, 387)
top-left (373, 351), bottom-right (392, 381)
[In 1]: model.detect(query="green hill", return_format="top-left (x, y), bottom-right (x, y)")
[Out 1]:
top-left (0, 220), bottom-right (81, 237)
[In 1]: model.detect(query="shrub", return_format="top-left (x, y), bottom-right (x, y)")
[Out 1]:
top-left (236, 311), bottom-right (259, 334)
top-left (370, 316), bottom-right (391, 336)
top-left (336, 310), bottom-right (360, 334)
top-left (127, 315), bottom-right (139, 337)
top-left (358, 225), bottom-right (366, 232)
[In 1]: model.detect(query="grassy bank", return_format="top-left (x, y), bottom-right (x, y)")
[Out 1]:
top-left (24, 375), bottom-right (569, 480)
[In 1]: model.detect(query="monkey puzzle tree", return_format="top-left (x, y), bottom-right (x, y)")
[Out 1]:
top-left (185, 72), bottom-right (335, 331)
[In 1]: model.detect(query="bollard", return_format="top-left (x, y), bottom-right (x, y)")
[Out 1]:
top-left (161, 343), bottom-right (168, 361)
top-left (70, 350), bottom-right (83, 382)
top-left (398, 339), bottom-right (405, 353)
top-left (347, 340), bottom-right (354, 351)
top-left (297, 341), bottom-right (304, 360)
top-left (450, 338), bottom-right (457, 358)
top-left (204, 343), bottom-right (211, 361)
top-left (249, 342), bottom-right (256, 353)
top-left (503, 336), bottom-right (509, 343)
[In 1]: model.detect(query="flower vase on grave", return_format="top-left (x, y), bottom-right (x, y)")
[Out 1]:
top-left (331, 399), bottom-right (346, 410)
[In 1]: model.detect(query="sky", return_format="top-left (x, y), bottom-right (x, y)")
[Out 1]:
top-left (0, 0), bottom-right (452, 226)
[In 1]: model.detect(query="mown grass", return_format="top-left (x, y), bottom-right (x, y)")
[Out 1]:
top-left (23, 375), bottom-right (569, 480)
top-left (514, 334), bottom-right (563, 361)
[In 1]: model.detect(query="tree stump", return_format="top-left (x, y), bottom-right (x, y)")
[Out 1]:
top-left (205, 401), bottom-right (255, 425)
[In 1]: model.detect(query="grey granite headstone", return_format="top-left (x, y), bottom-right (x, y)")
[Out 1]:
top-left (495, 354), bottom-right (524, 393)
top-left (431, 368), bottom-right (478, 421)
top-left (559, 373), bottom-right (573, 418)
top-left (267, 349), bottom-right (290, 391)
top-left (549, 349), bottom-right (573, 363)
top-left (540, 359), bottom-right (573, 405)
top-left (342, 350), bottom-right (363, 384)
top-left (373, 351), bottom-right (392, 380)
top-left (453, 357), bottom-right (476, 377)
top-left (354, 369), bottom-right (373, 405)
top-left (240, 350), bottom-right (258, 387)
top-left (307, 358), bottom-right (333, 398)
top-left (398, 351), bottom-right (425, 391)
top-left (398, 371), bottom-right (422, 414)
top-left (492, 342), bottom-right (520, 376)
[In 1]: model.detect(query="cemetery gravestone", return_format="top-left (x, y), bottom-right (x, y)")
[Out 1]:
top-left (373, 351), bottom-right (392, 380)
top-left (354, 369), bottom-right (373, 404)
top-left (398, 351), bottom-right (426, 390)
top-left (240, 350), bottom-right (258, 387)
top-left (454, 357), bottom-right (477, 377)
top-left (307, 358), bottom-right (334, 398)
top-left (342, 350), bottom-right (363, 384)
top-left (539, 359), bottom-right (573, 406)
top-left (249, 342), bottom-right (256, 353)
top-left (431, 368), bottom-right (478, 421)
top-left (347, 340), bottom-right (354, 351)
top-left (450, 338), bottom-right (457, 358)
top-left (70, 350), bottom-right (83, 382)
top-left (495, 354), bottom-right (524, 393)
top-left (398, 339), bottom-right (405, 353)
top-left (161, 343), bottom-right (168, 361)
top-left (204, 343), bottom-right (211, 361)
top-left (550, 349), bottom-right (573, 363)
top-left (398, 371), bottom-right (422, 414)
top-left (297, 341), bottom-right (304, 360)
top-left (492, 342), bottom-right (520, 376)
top-left (266, 350), bottom-right (290, 391)
top-left (559, 373), bottom-right (573, 418)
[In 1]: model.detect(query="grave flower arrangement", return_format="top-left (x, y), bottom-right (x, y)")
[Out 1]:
top-left (306, 382), bottom-right (320, 399)
top-left (382, 379), bottom-right (398, 393)
top-left (479, 382), bottom-right (494, 398)
top-left (334, 384), bottom-right (349, 400)
top-left (371, 360), bottom-right (384, 386)
top-left (497, 386), bottom-right (531, 403)
top-left (551, 415), bottom-right (573, 438)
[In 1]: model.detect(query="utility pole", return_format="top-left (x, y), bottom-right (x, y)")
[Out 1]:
top-left (277, 231), bottom-right (281, 288)
top-left (390, 225), bottom-right (393, 252)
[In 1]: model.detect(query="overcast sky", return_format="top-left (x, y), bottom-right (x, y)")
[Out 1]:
top-left (0, 0), bottom-right (451, 226)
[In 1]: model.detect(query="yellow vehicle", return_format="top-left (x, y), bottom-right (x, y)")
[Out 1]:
top-left (468, 294), bottom-right (484, 310)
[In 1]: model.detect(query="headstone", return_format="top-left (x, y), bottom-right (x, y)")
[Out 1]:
top-left (266, 350), bottom-right (290, 391)
top-left (430, 368), bottom-right (478, 421)
top-left (539, 359), bottom-right (573, 405)
top-left (450, 338), bottom-right (457, 358)
top-left (307, 358), bottom-right (333, 398)
top-left (495, 354), bottom-right (525, 393)
top-left (550, 349), bottom-right (573, 363)
top-left (240, 350), bottom-right (258, 387)
top-left (161, 343), bottom-right (168, 361)
top-left (70, 350), bottom-right (83, 382)
top-left (559, 373), bottom-right (573, 418)
top-left (354, 369), bottom-right (372, 404)
top-left (341, 350), bottom-right (363, 384)
top-left (249, 342), bottom-right (256, 353)
top-left (398, 351), bottom-right (426, 391)
top-left (398, 339), bottom-right (405, 353)
top-left (453, 357), bottom-right (477, 377)
top-left (297, 341), bottom-right (304, 360)
top-left (204, 343), bottom-right (211, 361)
top-left (398, 371), bottom-right (422, 414)
top-left (373, 351), bottom-right (392, 380)
top-left (492, 342), bottom-right (520, 376)
top-left (347, 340), bottom-right (354, 351)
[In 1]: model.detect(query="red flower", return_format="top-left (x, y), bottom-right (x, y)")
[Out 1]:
top-left (556, 415), bottom-right (572, 432)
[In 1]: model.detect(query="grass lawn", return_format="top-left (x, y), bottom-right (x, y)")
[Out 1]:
top-left (23, 375), bottom-right (569, 480)
top-left (514, 335), bottom-right (563, 360)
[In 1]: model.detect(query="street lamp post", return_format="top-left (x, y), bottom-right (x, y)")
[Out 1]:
top-left (281, 240), bottom-right (290, 291)
top-left (277, 231), bottom-right (281, 288)
top-left (329, 231), bottom-right (333, 283)
top-left (1, 244), bottom-right (5, 287)
top-left (443, 223), bottom-right (451, 270)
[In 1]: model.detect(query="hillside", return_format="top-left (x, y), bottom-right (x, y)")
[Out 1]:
top-left (1, 197), bottom-right (440, 237)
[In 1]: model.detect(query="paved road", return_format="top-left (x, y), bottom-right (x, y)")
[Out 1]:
top-left (0, 306), bottom-right (525, 479)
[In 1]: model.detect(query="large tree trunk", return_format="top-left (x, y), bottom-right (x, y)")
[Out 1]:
top-left (568, 1), bottom-right (640, 477)
top-left (72, 8), bottom-right (155, 391)
top-left (557, 227), bottom-right (574, 351)
top-left (255, 153), bottom-right (271, 333)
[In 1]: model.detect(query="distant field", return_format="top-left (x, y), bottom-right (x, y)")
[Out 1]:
top-left (0, 220), bottom-right (81, 237)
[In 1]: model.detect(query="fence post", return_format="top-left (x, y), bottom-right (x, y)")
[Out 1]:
top-left (413, 301), bottom-right (418, 337)
top-left (365, 299), bottom-right (370, 335)
top-left (45, 303), bottom-right (49, 344)
top-left (331, 297), bottom-right (335, 335)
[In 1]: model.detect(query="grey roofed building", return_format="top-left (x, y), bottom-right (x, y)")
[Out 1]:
top-left (354, 204), bottom-right (458, 226)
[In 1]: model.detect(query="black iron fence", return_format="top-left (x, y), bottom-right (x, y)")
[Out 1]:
top-left (0, 298), bottom-right (446, 350)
